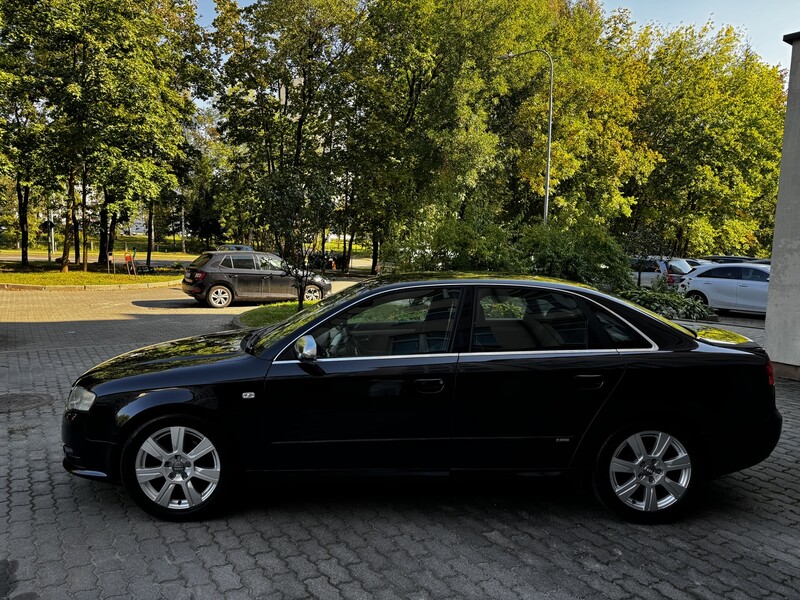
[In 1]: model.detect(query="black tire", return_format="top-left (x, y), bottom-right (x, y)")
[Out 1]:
top-left (304, 284), bottom-right (322, 302)
top-left (593, 425), bottom-right (699, 524)
top-left (206, 285), bottom-right (232, 308)
top-left (686, 291), bottom-right (708, 305)
top-left (120, 415), bottom-right (230, 521)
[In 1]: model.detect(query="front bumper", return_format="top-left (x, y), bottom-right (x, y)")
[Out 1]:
top-left (62, 411), bottom-right (118, 481)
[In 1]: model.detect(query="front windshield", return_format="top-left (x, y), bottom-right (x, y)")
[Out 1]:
top-left (250, 278), bottom-right (384, 354)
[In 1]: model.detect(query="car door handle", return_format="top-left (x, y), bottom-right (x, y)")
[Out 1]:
top-left (574, 374), bottom-right (604, 390)
top-left (739, 284), bottom-right (749, 287)
top-left (414, 378), bottom-right (445, 394)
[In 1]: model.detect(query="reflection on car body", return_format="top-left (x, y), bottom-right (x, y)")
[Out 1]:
top-left (63, 275), bottom-right (781, 524)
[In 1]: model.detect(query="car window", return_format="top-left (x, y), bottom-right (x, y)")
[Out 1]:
top-left (190, 253), bottom-right (213, 268)
top-left (218, 255), bottom-right (233, 269)
top-left (741, 267), bottom-right (769, 282)
top-left (259, 254), bottom-right (284, 271)
top-left (231, 255), bottom-right (256, 270)
top-left (471, 287), bottom-right (602, 352)
top-left (592, 309), bottom-right (651, 349)
top-left (309, 287), bottom-right (462, 358)
top-left (698, 266), bottom-right (738, 279)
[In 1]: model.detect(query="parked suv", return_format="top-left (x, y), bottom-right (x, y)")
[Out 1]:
top-left (182, 251), bottom-right (332, 308)
top-left (630, 257), bottom-right (693, 288)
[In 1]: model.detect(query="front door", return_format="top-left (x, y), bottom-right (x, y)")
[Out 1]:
top-left (257, 253), bottom-right (295, 300)
top-left (262, 285), bottom-right (464, 471)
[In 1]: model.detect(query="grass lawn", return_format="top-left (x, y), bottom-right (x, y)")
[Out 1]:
top-left (0, 260), bottom-right (182, 286)
top-left (239, 300), bottom-right (317, 328)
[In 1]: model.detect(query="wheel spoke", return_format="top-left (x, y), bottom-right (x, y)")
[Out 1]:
top-left (154, 482), bottom-right (177, 507)
top-left (610, 457), bottom-right (637, 474)
top-left (651, 432), bottom-right (672, 459)
top-left (193, 466), bottom-right (220, 484)
top-left (141, 438), bottom-right (168, 462)
top-left (660, 477), bottom-right (687, 500)
top-left (626, 433), bottom-right (647, 460)
top-left (136, 467), bottom-right (164, 484)
top-left (187, 437), bottom-right (215, 461)
top-left (182, 481), bottom-right (204, 507)
top-left (664, 454), bottom-right (691, 471)
top-left (643, 486), bottom-right (659, 511)
top-left (614, 478), bottom-right (640, 501)
top-left (170, 427), bottom-right (185, 454)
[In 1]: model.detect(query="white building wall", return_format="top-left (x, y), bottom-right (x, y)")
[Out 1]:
top-left (766, 32), bottom-right (800, 379)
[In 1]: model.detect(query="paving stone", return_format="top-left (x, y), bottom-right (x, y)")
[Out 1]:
top-left (1, 288), bottom-right (799, 599)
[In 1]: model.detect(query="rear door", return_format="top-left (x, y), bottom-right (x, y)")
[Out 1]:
top-left (229, 253), bottom-right (263, 299)
top-left (735, 266), bottom-right (770, 312)
top-left (453, 286), bottom-right (629, 470)
top-left (695, 266), bottom-right (739, 308)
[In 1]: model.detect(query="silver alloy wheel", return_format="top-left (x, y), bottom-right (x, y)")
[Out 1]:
top-left (208, 286), bottom-right (231, 308)
top-left (304, 285), bottom-right (322, 302)
top-left (608, 430), bottom-right (692, 512)
top-left (134, 426), bottom-right (221, 511)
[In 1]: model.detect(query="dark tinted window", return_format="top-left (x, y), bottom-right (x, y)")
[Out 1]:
top-left (471, 288), bottom-right (598, 352)
top-left (310, 287), bottom-right (462, 358)
top-left (232, 255), bottom-right (255, 269)
top-left (219, 255), bottom-right (233, 269)
top-left (741, 267), bottom-right (769, 282)
top-left (190, 253), bottom-right (213, 268)
top-left (593, 309), bottom-right (651, 349)
top-left (698, 266), bottom-right (739, 279)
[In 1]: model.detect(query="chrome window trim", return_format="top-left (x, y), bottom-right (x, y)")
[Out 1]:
top-left (274, 353), bottom-right (461, 365)
top-left (273, 281), bottom-right (661, 361)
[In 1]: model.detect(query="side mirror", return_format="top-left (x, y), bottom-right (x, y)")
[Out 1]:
top-left (294, 335), bottom-right (317, 361)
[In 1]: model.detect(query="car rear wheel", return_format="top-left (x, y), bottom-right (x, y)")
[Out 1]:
top-left (686, 291), bottom-right (707, 305)
top-left (121, 416), bottom-right (229, 520)
top-left (304, 284), bottom-right (322, 302)
top-left (207, 285), bottom-right (232, 308)
top-left (593, 427), bottom-right (697, 523)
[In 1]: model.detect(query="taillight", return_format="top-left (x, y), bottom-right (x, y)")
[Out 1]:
top-left (194, 271), bottom-right (207, 282)
top-left (666, 274), bottom-right (676, 284)
top-left (766, 359), bottom-right (775, 386)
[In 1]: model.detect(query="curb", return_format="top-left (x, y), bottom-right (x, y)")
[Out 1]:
top-left (0, 279), bottom-right (183, 291)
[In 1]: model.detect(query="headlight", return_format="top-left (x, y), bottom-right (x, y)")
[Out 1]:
top-left (66, 386), bottom-right (96, 412)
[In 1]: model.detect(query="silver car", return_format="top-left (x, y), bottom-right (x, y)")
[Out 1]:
top-left (679, 263), bottom-right (770, 314)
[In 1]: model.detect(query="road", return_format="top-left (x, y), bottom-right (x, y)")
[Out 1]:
top-left (1, 286), bottom-right (798, 599)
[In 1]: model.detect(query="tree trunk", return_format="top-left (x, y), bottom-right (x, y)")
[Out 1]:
top-left (346, 230), bottom-right (355, 272)
top-left (180, 206), bottom-right (186, 253)
top-left (72, 195), bottom-right (80, 265)
top-left (15, 174), bottom-right (30, 267)
top-left (60, 169), bottom-right (76, 273)
top-left (81, 164), bottom-right (88, 271)
top-left (371, 232), bottom-right (380, 275)
top-left (98, 188), bottom-right (109, 264)
top-left (108, 212), bottom-right (118, 259)
top-left (146, 198), bottom-right (154, 267)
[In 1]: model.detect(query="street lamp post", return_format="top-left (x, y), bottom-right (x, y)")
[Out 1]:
top-left (498, 49), bottom-right (553, 225)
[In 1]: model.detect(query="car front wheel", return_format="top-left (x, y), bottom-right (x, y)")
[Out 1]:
top-left (121, 416), bottom-right (229, 520)
top-left (304, 284), bottom-right (322, 302)
top-left (207, 285), bottom-right (232, 308)
top-left (686, 291), bottom-right (707, 305)
top-left (593, 427), bottom-right (697, 523)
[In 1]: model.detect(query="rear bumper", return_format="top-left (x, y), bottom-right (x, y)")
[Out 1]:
top-left (707, 406), bottom-right (782, 478)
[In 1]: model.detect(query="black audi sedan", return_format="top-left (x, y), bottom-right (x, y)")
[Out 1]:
top-left (182, 250), bottom-right (332, 308)
top-left (63, 276), bottom-right (781, 522)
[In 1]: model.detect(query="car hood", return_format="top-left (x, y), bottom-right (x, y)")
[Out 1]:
top-left (76, 330), bottom-right (251, 392)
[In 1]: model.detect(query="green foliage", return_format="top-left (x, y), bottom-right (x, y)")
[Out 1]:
top-left (517, 223), bottom-right (633, 291)
top-left (617, 287), bottom-right (715, 321)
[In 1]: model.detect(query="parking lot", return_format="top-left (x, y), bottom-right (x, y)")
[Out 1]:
top-left (1, 285), bottom-right (799, 599)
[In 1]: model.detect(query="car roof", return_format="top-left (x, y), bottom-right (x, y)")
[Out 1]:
top-left (689, 262), bottom-right (770, 274)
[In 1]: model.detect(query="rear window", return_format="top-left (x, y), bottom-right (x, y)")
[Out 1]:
top-left (190, 253), bottom-right (214, 268)
top-left (666, 259), bottom-right (691, 275)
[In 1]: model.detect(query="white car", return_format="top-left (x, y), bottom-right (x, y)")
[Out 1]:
top-left (679, 263), bottom-right (770, 314)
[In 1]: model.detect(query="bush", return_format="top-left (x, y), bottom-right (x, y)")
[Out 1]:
top-left (617, 287), bottom-right (714, 320)
top-left (516, 224), bottom-right (634, 292)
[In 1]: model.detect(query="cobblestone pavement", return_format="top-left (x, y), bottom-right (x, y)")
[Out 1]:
top-left (1, 288), bottom-right (799, 599)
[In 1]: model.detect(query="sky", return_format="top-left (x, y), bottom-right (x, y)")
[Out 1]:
top-left (604, 0), bottom-right (800, 68)
top-left (196, 0), bottom-right (800, 68)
